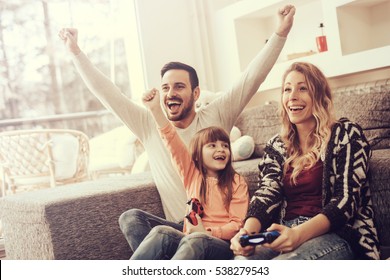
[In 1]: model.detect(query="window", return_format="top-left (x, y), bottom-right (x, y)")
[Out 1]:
top-left (0, 0), bottom-right (144, 120)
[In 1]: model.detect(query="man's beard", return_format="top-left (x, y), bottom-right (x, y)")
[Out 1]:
top-left (165, 95), bottom-right (195, 121)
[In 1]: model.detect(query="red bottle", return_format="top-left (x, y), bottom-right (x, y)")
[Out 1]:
top-left (316, 23), bottom-right (328, 52)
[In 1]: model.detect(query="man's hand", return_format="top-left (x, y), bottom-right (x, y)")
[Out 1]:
top-left (58, 28), bottom-right (81, 55)
top-left (276, 5), bottom-right (295, 38)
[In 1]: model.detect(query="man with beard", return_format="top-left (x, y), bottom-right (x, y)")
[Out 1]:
top-left (59, 4), bottom-right (295, 255)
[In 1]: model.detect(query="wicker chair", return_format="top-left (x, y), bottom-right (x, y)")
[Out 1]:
top-left (0, 129), bottom-right (90, 196)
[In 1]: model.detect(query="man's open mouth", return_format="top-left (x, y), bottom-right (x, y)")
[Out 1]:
top-left (166, 99), bottom-right (182, 112)
top-left (167, 101), bottom-right (181, 110)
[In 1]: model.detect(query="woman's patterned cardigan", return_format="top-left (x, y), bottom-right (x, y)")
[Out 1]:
top-left (246, 118), bottom-right (380, 260)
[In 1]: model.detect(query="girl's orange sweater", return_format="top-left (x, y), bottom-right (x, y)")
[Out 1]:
top-left (160, 123), bottom-right (249, 240)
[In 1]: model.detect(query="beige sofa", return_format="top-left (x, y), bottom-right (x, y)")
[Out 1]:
top-left (1, 79), bottom-right (389, 260)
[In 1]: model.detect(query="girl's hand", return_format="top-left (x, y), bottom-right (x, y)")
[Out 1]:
top-left (185, 215), bottom-right (210, 235)
top-left (142, 88), bottom-right (169, 128)
top-left (230, 228), bottom-right (256, 257)
top-left (262, 223), bottom-right (302, 253)
top-left (142, 88), bottom-right (161, 111)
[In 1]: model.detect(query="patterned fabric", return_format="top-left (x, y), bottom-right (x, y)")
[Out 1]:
top-left (247, 118), bottom-right (380, 260)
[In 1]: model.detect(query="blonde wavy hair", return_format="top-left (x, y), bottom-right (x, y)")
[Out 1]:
top-left (280, 62), bottom-right (336, 185)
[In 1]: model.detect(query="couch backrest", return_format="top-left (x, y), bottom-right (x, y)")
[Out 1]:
top-left (333, 79), bottom-right (390, 150)
top-left (234, 101), bottom-right (280, 157)
top-left (234, 78), bottom-right (390, 157)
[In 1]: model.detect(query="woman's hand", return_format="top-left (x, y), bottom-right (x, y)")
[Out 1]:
top-left (262, 223), bottom-right (302, 253)
top-left (58, 28), bottom-right (81, 55)
top-left (230, 228), bottom-right (256, 257)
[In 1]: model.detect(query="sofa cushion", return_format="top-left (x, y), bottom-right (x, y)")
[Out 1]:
top-left (234, 101), bottom-right (281, 157)
top-left (89, 126), bottom-right (144, 174)
top-left (231, 135), bottom-right (255, 161)
top-left (51, 134), bottom-right (79, 179)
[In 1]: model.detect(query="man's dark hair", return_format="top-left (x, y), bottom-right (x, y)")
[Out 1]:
top-left (161, 62), bottom-right (199, 91)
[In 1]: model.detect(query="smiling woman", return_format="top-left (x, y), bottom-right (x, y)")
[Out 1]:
top-left (282, 71), bottom-right (316, 139)
top-left (230, 61), bottom-right (380, 260)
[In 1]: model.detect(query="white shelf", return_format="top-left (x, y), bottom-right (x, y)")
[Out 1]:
top-left (214, 0), bottom-right (390, 91)
top-left (261, 45), bottom-right (390, 90)
top-left (337, 0), bottom-right (390, 55)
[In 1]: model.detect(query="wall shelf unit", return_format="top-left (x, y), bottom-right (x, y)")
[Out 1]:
top-left (214, 0), bottom-right (390, 91)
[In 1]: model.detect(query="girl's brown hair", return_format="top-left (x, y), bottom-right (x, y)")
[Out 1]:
top-left (189, 126), bottom-right (236, 210)
top-left (280, 62), bottom-right (336, 184)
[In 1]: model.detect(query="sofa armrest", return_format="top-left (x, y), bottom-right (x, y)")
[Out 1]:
top-left (370, 149), bottom-right (390, 259)
top-left (0, 171), bottom-right (162, 260)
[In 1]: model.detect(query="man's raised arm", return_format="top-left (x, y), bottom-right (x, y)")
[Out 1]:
top-left (59, 28), bottom-right (150, 140)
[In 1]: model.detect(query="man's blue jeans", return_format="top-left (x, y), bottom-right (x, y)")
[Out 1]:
top-left (130, 225), bottom-right (233, 260)
top-left (235, 216), bottom-right (354, 260)
top-left (118, 209), bottom-right (183, 253)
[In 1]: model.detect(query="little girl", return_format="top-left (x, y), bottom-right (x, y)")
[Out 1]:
top-left (130, 89), bottom-right (249, 260)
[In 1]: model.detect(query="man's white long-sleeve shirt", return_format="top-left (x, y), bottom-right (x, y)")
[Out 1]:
top-left (71, 33), bottom-right (286, 222)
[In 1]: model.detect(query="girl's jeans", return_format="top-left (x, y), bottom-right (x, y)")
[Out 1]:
top-left (119, 209), bottom-right (183, 254)
top-left (235, 216), bottom-right (354, 260)
top-left (130, 225), bottom-right (233, 260)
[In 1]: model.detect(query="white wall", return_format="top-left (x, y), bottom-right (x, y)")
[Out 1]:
top-left (133, 0), bottom-right (390, 105)
top-left (134, 0), bottom-right (239, 93)
top-left (135, 0), bottom-right (205, 91)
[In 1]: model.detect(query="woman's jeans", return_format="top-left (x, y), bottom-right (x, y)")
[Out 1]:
top-left (130, 225), bottom-right (233, 260)
top-left (118, 209), bottom-right (183, 253)
top-left (235, 216), bottom-right (354, 260)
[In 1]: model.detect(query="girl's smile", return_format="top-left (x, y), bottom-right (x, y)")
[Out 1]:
top-left (202, 140), bottom-right (230, 177)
